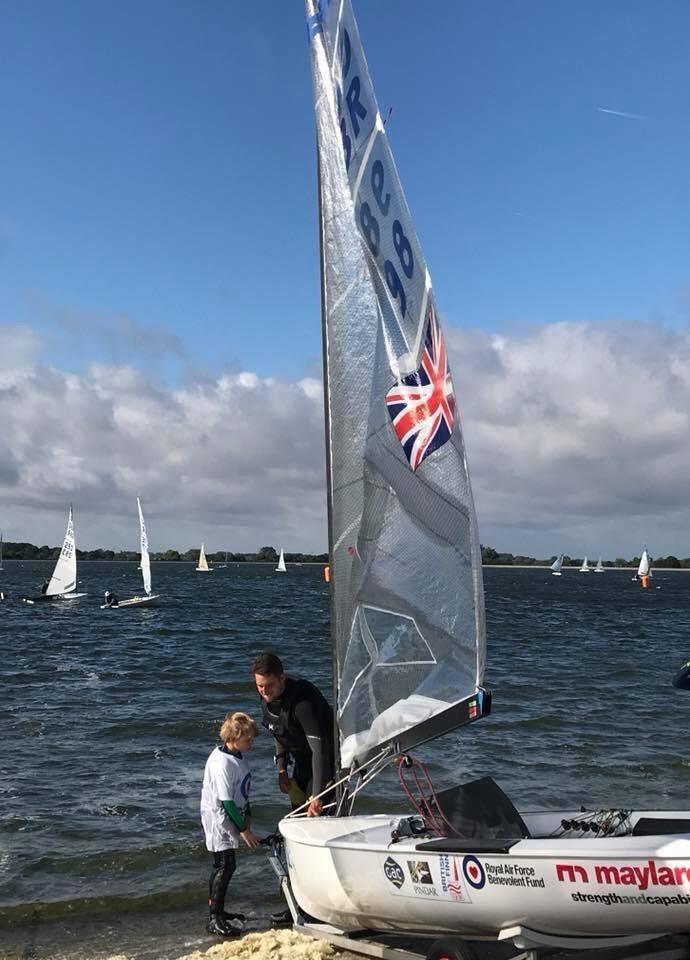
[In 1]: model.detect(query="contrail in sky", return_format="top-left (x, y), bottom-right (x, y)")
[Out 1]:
top-left (597, 107), bottom-right (647, 121)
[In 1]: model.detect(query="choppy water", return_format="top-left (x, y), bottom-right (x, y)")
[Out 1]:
top-left (1, 562), bottom-right (690, 956)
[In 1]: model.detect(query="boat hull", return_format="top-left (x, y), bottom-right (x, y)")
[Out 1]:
top-left (280, 812), bottom-right (690, 939)
top-left (22, 592), bottom-right (87, 604)
top-left (100, 594), bottom-right (159, 609)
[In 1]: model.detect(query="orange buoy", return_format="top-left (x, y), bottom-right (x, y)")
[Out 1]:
top-left (324, 565), bottom-right (330, 582)
top-left (640, 574), bottom-right (650, 589)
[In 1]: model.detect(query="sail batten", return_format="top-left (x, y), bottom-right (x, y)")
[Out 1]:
top-left (307, 0), bottom-right (486, 769)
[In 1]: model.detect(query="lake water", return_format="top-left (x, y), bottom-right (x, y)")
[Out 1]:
top-left (1, 562), bottom-right (689, 958)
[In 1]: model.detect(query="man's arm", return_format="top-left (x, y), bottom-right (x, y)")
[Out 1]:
top-left (294, 698), bottom-right (331, 796)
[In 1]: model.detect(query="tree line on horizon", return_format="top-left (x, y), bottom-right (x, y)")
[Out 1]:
top-left (1, 540), bottom-right (688, 569)
top-left (0, 542), bottom-right (328, 564)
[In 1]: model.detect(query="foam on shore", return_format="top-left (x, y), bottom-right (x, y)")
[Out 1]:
top-left (178, 929), bottom-right (338, 960)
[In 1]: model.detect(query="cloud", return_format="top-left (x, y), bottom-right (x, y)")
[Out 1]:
top-left (1, 321), bottom-right (690, 557)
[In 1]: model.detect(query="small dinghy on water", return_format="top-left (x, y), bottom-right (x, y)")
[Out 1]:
top-left (637, 547), bottom-right (652, 588)
top-left (579, 556), bottom-right (590, 573)
top-left (276, 1), bottom-right (690, 951)
top-left (276, 548), bottom-right (287, 573)
top-left (22, 505), bottom-right (87, 604)
top-left (196, 542), bottom-right (211, 572)
top-left (101, 498), bottom-right (159, 609)
top-left (594, 556), bottom-right (605, 573)
top-left (550, 554), bottom-right (564, 576)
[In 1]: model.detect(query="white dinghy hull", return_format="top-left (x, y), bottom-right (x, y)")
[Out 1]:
top-left (100, 594), bottom-right (159, 609)
top-left (280, 812), bottom-right (690, 940)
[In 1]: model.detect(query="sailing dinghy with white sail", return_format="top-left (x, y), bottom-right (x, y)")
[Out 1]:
top-left (579, 556), bottom-right (590, 573)
top-left (196, 543), bottom-right (211, 572)
top-left (277, 0), bottom-right (690, 949)
top-left (22, 506), bottom-right (87, 603)
top-left (550, 554), bottom-right (564, 576)
top-left (276, 548), bottom-right (287, 573)
top-left (594, 556), bottom-right (605, 573)
top-left (101, 498), bottom-right (159, 608)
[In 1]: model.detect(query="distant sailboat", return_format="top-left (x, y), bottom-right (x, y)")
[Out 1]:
top-left (594, 556), bottom-right (605, 573)
top-left (22, 506), bottom-right (87, 603)
top-left (579, 555), bottom-right (590, 573)
top-left (102, 498), bottom-right (159, 608)
top-left (550, 554), bottom-right (564, 576)
top-left (637, 546), bottom-right (652, 587)
top-left (276, 548), bottom-right (287, 573)
top-left (196, 543), bottom-right (211, 572)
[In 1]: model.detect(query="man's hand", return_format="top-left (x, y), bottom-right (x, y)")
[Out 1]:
top-left (278, 770), bottom-right (290, 794)
top-left (307, 796), bottom-right (323, 817)
top-left (240, 828), bottom-right (261, 849)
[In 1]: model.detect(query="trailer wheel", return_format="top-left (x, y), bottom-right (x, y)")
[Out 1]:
top-left (426, 937), bottom-right (478, 960)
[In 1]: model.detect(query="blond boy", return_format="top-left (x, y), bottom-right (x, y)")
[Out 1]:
top-left (200, 711), bottom-right (260, 936)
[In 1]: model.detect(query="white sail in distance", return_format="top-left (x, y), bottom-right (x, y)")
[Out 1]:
top-left (550, 554), bottom-right (563, 575)
top-left (137, 497), bottom-right (152, 595)
top-left (579, 556), bottom-right (590, 572)
top-left (637, 548), bottom-right (650, 578)
top-left (46, 506), bottom-right (78, 596)
top-left (307, 0), bottom-right (486, 768)
top-left (595, 556), bottom-right (604, 573)
top-left (276, 548), bottom-right (287, 573)
top-left (196, 543), bottom-right (209, 572)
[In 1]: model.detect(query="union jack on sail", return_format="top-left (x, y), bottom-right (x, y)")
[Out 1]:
top-left (385, 303), bottom-right (456, 471)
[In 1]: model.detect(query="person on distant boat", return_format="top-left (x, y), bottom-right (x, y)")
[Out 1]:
top-left (40, 578), bottom-right (49, 594)
top-left (104, 590), bottom-right (119, 608)
top-left (200, 711), bottom-right (260, 937)
top-left (251, 651), bottom-right (334, 818)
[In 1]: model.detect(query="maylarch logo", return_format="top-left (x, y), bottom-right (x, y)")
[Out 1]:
top-left (383, 856), bottom-right (405, 888)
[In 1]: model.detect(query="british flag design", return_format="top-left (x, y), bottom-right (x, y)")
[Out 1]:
top-left (385, 303), bottom-right (456, 471)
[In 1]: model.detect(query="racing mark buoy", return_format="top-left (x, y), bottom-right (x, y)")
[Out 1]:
top-left (640, 574), bottom-right (650, 589)
top-left (672, 661), bottom-right (690, 690)
top-left (323, 565), bottom-right (330, 583)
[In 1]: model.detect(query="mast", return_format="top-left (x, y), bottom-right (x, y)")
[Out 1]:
top-left (317, 142), bottom-right (342, 788)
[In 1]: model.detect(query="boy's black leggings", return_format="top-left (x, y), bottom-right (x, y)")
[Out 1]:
top-left (209, 849), bottom-right (236, 916)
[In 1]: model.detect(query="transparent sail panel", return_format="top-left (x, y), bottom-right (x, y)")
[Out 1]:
top-left (307, 0), bottom-right (486, 767)
top-left (46, 508), bottom-right (77, 596)
top-left (137, 498), bottom-right (152, 595)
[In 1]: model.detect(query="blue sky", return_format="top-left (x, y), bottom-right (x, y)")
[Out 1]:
top-left (3, 1), bottom-right (689, 381)
top-left (1, 1), bottom-right (690, 555)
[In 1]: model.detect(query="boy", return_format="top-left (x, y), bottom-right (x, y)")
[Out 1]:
top-left (200, 711), bottom-right (260, 936)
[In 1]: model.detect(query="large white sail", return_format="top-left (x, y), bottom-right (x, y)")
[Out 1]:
top-left (579, 555), bottom-right (590, 572)
top-left (637, 548), bottom-right (650, 578)
top-left (196, 543), bottom-right (209, 572)
top-left (307, 0), bottom-right (486, 769)
top-left (276, 548), bottom-right (287, 573)
top-left (137, 497), bottom-right (152, 595)
top-left (550, 554), bottom-right (563, 575)
top-left (594, 555), bottom-right (604, 572)
top-left (46, 506), bottom-right (78, 596)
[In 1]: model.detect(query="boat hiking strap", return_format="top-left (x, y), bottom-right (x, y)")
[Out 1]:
top-left (396, 754), bottom-right (456, 836)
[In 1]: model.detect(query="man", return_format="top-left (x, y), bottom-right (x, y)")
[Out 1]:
top-left (252, 651), bottom-right (334, 818)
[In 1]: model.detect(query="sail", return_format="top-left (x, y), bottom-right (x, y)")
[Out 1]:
top-left (579, 556), bottom-right (590, 572)
top-left (137, 498), bottom-right (152, 595)
top-left (46, 506), bottom-right (78, 595)
top-left (550, 555), bottom-right (563, 573)
top-left (197, 543), bottom-right (209, 571)
top-left (595, 556), bottom-right (604, 572)
top-left (637, 548), bottom-right (650, 578)
top-left (306, 0), bottom-right (486, 769)
top-left (276, 549), bottom-right (287, 573)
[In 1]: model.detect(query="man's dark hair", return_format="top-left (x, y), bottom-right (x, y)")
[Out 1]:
top-left (252, 651), bottom-right (284, 676)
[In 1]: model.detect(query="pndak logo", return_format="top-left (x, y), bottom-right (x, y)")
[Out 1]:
top-left (383, 856), bottom-right (405, 889)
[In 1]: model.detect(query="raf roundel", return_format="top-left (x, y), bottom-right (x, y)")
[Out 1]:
top-left (462, 855), bottom-right (486, 890)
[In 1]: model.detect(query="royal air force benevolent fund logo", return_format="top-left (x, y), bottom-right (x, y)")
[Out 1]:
top-left (462, 855), bottom-right (486, 889)
top-left (383, 856), bottom-right (405, 889)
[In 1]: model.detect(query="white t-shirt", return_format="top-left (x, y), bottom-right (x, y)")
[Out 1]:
top-left (200, 746), bottom-right (252, 852)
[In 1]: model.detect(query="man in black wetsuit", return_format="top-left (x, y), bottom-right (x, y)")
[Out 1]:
top-left (251, 651), bottom-right (334, 818)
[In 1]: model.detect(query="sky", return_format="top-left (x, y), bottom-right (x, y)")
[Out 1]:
top-left (1, 0), bottom-right (690, 558)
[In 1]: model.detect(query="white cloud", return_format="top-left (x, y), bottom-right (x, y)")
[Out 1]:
top-left (1, 320), bottom-right (690, 558)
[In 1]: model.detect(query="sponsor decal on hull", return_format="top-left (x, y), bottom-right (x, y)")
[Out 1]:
top-left (439, 855), bottom-right (472, 902)
top-left (484, 860), bottom-right (546, 889)
top-left (555, 860), bottom-right (690, 892)
top-left (383, 856), bottom-right (405, 889)
top-left (407, 860), bottom-right (439, 898)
